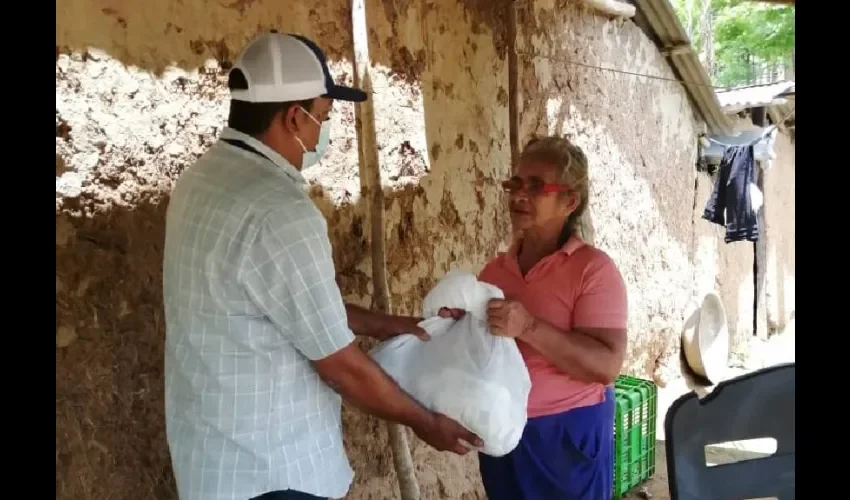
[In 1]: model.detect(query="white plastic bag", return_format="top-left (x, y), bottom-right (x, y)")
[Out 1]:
top-left (369, 270), bottom-right (531, 457)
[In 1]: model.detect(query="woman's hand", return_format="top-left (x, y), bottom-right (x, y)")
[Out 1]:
top-left (486, 298), bottom-right (536, 339)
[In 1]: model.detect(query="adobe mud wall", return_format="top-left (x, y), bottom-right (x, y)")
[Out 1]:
top-left (691, 172), bottom-right (756, 353)
top-left (763, 129), bottom-right (795, 332)
top-left (56, 0), bottom-right (754, 498)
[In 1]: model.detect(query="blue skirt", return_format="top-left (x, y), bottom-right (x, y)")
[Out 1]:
top-left (479, 386), bottom-right (615, 500)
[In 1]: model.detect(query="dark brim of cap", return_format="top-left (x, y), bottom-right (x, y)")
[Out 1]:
top-left (324, 85), bottom-right (368, 102)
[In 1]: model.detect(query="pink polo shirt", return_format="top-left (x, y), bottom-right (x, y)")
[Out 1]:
top-left (478, 235), bottom-right (628, 418)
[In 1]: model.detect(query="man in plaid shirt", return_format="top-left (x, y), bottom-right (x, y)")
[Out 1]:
top-left (163, 33), bottom-right (481, 500)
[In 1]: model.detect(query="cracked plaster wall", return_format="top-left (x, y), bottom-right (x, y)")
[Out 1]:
top-left (763, 129), bottom-right (795, 332)
top-left (56, 0), bottom-right (757, 498)
top-left (691, 171), bottom-right (756, 354)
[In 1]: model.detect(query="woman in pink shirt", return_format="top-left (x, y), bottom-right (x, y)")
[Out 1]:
top-left (474, 136), bottom-right (628, 499)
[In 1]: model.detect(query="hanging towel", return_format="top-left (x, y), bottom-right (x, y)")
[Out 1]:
top-left (702, 145), bottom-right (759, 243)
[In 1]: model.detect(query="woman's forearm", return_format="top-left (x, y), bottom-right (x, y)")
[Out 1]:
top-left (519, 319), bottom-right (625, 385)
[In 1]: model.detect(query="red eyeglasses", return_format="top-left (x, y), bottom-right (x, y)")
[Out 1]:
top-left (501, 176), bottom-right (571, 196)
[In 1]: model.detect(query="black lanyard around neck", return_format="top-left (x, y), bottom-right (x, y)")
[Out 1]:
top-left (222, 138), bottom-right (275, 164)
top-left (222, 138), bottom-right (305, 187)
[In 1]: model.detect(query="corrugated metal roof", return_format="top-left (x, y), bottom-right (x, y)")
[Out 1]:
top-left (629, 0), bottom-right (734, 135)
top-left (715, 81), bottom-right (795, 113)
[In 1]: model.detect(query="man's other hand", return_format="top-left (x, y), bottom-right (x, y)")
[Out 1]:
top-left (413, 412), bottom-right (483, 455)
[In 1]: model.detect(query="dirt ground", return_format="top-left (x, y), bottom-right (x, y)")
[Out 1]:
top-left (623, 321), bottom-right (795, 500)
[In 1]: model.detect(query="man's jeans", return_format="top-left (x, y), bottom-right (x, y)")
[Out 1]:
top-left (250, 490), bottom-right (327, 500)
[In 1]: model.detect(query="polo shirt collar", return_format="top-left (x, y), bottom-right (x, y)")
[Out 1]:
top-left (560, 234), bottom-right (586, 255)
top-left (507, 233), bottom-right (586, 258)
top-left (219, 127), bottom-right (307, 187)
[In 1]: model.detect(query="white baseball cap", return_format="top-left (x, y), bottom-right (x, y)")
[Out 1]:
top-left (229, 32), bottom-right (367, 103)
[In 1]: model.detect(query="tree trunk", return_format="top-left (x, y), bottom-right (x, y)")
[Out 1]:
top-left (792, 47), bottom-right (795, 76)
top-left (786, 48), bottom-right (795, 80)
top-left (685, 0), bottom-right (695, 41)
top-left (699, 0), bottom-right (714, 76)
top-left (350, 1), bottom-right (421, 499)
top-left (747, 52), bottom-right (754, 84)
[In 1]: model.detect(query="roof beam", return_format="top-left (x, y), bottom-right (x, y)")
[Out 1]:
top-left (661, 43), bottom-right (691, 57)
top-left (579, 0), bottom-right (636, 18)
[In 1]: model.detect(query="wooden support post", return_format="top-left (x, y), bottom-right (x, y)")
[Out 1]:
top-left (507, 0), bottom-right (519, 168)
top-left (350, 1), bottom-right (420, 499)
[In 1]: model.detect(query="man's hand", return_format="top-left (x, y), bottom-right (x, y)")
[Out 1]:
top-left (437, 307), bottom-right (466, 320)
top-left (373, 314), bottom-right (430, 341)
top-left (374, 308), bottom-right (467, 341)
top-left (346, 304), bottom-right (429, 341)
top-left (412, 412), bottom-right (483, 455)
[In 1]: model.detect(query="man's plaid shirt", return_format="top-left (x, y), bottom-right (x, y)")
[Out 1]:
top-left (163, 128), bottom-right (355, 500)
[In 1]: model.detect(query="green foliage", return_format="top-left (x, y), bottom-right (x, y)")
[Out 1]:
top-left (672, 0), bottom-right (795, 87)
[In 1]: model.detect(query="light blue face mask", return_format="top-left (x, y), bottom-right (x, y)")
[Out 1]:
top-left (295, 106), bottom-right (331, 169)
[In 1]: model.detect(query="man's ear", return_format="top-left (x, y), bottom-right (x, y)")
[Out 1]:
top-left (282, 105), bottom-right (302, 134)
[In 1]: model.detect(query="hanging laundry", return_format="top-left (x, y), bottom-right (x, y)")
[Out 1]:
top-left (702, 144), bottom-right (759, 243)
top-left (749, 182), bottom-right (764, 214)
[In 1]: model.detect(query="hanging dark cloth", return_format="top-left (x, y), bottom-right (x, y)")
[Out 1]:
top-left (702, 144), bottom-right (759, 243)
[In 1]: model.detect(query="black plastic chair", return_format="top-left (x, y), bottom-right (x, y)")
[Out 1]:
top-left (664, 362), bottom-right (795, 499)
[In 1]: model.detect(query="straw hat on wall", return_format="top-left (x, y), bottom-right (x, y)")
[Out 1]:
top-left (681, 292), bottom-right (730, 386)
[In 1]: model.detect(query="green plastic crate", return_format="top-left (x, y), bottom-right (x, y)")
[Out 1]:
top-left (612, 375), bottom-right (658, 499)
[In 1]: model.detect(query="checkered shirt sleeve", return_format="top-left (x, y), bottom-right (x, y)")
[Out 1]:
top-left (242, 207), bottom-right (354, 360)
